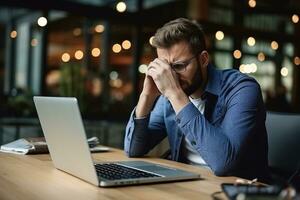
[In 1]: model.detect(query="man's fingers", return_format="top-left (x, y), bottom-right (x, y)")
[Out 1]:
top-left (155, 58), bottom-right (168, 66)
top-left (147, 67), bottom-right (156, 80)
top-left (147, 61), bottom-right (160, 73)
top-left (149, 58), bottom-right (171, 72)
top-left (155, 58), bottom-right (172, 70)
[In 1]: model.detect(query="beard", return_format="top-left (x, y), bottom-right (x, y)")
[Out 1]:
top-left (180, 62), bottom-right (203, 96)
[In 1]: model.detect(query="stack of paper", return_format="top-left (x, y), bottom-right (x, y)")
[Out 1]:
top-left (0, 136), bottom-right (102, 155)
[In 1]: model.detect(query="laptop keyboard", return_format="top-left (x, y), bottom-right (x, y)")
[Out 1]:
top-left (95, 163), bottom-right (161, 180)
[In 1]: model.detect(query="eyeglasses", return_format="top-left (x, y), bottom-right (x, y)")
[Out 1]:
top-left (169, 55), bottom-right (197, 73)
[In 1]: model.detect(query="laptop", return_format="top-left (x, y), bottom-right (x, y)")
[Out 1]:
top-left (33, 96), bottom-right (201, 187)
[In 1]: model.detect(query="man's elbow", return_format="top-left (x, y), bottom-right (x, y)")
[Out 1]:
top-left (212, 166), bottom-right (230, 176)
top-left (125, 149), bottom-right (146, 158)
top-left (210, 159), bottom-right (237, 176)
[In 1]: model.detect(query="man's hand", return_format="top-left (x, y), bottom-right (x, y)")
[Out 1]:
top-left (135, 64), bottom-right (161, 118)
top-left (141, 72), bottom-right (160, 98)
top-left (147, 58), bottom-right (190, 114)
top-left (147, 58), bottom-right (182, 100)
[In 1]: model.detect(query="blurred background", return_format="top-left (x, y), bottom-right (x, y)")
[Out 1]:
top-left (0, 0), bottom-right (299, 149)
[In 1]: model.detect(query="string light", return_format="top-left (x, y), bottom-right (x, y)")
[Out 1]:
top-left (258, 52), bottom-right (265, 62)
top-left (91, 48), bottom-right (101, 57)
top-left (233, 50), bottom-right (242, 59)
top-left (247, 37), bottom-right (256, 46)
top-left (74, 50), bottom-right (84, 60)
top-left (139, 64), bottom-right (148, 74)
top-left (280, 67), bottom-right (288, 77)
top-left (239, 63), bottom-right (257, 73)
top-left (109, 79), bottom-right (123, 88)
top-left (149, 36), bottom-right (155, 45)
top-left (215, 31), bottom-right (224, 41)
top-left (112, 44), bottom-right (122, 53)
top-left (109, 71), bottom-right (119, 80)
top-left (95, 24), bottom-right (105, 33)
top-left (271, 41), bottom-right (279, 50)
top-left (10, 30), bottom-right (17, 38)
top-left (294, 56), bottom-right (300, 66)
top-left (292, 14), bottom-right (299, 24)
top-left (73, 28), bottom-right (82, 36)
top-left (248, 0), bottom-right (256, 8)
top-left (116, 2), bottom-right (126, 12)
top-left (61, 53), bottom-right (70, 62)
top-left (31, 39), bottom-right (38, 46)
top-left (122, 40), bottom-right (131, 49)
top-left (91, 78), bottom-right (102, 96)
top-left (37, 17), bottom-right (47, 27)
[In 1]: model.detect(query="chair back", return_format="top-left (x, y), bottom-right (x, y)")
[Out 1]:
top-left (266, 112), bottom-right (300, 174)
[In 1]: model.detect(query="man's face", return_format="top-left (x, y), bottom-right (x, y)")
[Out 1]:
top-left (156, 41), bottom-right (207, 97)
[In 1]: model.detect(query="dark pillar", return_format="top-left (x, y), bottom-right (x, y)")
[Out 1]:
top-left (291, 23), bottom-right (300, 112)
top-left (39, 11), bottom-right (49, 95)
top-left (4, 16), bottom-right (17, 94)
top-left (83, 19), bottom-right (92, 70)
top-left (100, 21), bottom-right (111, 115)
top-left (232, 0), bottom-right (244, 70)
top-left (131, 0), bottom-right (144, 107)
top-left (273, 22), bottom-right (285, 89)
top-left (27, 24), bottom-right (33, 89)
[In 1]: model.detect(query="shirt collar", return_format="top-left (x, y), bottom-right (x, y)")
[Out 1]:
top-left (204, 64), bottom-right (222, 96)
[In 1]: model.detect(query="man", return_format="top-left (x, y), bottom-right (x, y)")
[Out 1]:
top-left (124, 18), bottom-right (269, 181)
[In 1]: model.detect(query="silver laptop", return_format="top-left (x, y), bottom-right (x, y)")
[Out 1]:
top-left (33, 96), bottom-right (200, 187)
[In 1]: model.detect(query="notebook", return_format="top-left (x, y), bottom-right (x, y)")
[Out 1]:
top-left (33, 96), bottom-right (201, 187)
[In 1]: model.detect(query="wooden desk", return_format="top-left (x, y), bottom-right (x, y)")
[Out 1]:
top-left (0, 148), bottom-right (238, 200)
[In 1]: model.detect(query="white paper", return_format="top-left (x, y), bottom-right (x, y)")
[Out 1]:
top-left (0, 139), bottom-right (33, 154)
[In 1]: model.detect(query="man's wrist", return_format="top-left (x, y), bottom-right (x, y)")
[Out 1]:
top-left (135, 92), bottom-right (159, 118)
top-left (166, 89), bottom-right (190, 114)
top-left (140, 92), bottom-right (159, 102)
top-left (166, 89), bottom-right (186, 101)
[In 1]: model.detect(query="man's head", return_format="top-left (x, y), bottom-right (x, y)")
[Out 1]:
top-left (152, 18), bottom-right (209, 98)
top-left (152, 18), bottom-right (206, 55)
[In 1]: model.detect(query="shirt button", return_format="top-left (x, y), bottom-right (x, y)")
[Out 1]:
top-left (176, 118), bottom-right (181, 123)
top-left (191, 141), bottom-right (196, 145)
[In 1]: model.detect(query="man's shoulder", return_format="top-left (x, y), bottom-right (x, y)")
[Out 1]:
top-left (212, 67), bottom-right (262, 102)
top-left (220, 68), bottom-right (259, 90)
top-left (221, 68), bottom-right (255, 82)
top-left (205, 65), bottom-right (260, 99)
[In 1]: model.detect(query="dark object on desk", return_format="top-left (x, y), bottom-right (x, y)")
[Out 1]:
top-left (87, 136), bottom-right (99, 148)
top-left (221, 183), bottom-right (282, 200)
top-left (0, 137), bottom-right (48, 154)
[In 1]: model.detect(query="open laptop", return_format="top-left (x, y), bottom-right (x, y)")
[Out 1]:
top-left (33, 96), bottom-right (200, 187)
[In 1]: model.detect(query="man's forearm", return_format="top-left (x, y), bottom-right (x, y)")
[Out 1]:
top-left (135, 93), bottom-right (159, 118)
top-left (125, 96), bottom-right (166, 157)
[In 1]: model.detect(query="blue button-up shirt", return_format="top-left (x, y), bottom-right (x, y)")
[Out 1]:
top-left (124, 64), bottom-right (269, 180)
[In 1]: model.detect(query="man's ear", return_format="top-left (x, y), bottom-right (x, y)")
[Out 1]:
top-left (199, 51), bottom-right (209, 67)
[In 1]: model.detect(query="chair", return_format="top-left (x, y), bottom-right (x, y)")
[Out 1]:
top-left (266, 112), bottom-right (300, 177)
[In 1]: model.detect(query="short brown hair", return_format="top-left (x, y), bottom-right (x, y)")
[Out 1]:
top-left (152, 18), bottom-right (206, 54)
